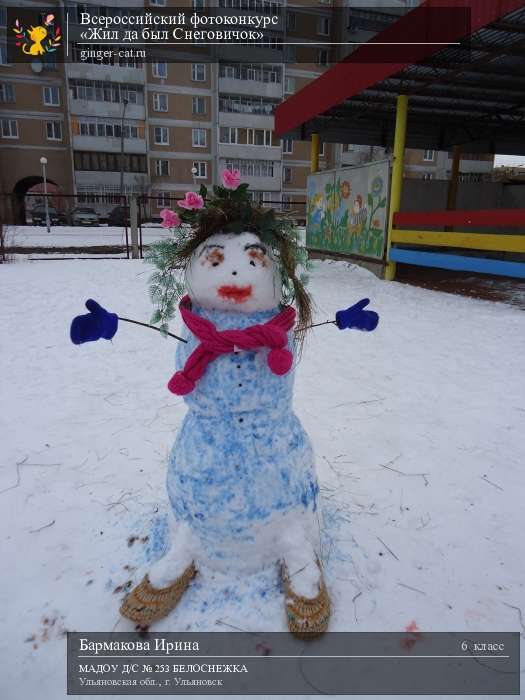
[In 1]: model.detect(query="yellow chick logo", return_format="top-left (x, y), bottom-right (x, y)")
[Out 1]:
top-left (12, 14), bottom-right (62, 57)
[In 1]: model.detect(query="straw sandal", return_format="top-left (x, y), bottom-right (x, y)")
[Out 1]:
top-left (120, 562), bottom-right (197, 625)
top-left (282, 559), bottom-right (331, 638)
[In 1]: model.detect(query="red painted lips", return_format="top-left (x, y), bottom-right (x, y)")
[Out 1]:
top-left (217, 285), bottom-right (253, 303)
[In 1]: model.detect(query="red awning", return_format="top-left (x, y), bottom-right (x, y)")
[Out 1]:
top-left (275, 0), bottom-right (525, 146)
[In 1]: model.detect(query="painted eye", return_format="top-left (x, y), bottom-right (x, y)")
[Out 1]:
top-left (212, 262), bottom-right (219, 267)
top-left (249, 260), bottom-right (256, 267)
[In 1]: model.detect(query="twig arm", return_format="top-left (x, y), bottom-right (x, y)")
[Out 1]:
top-left (117, 316), bottom-right (188, 343)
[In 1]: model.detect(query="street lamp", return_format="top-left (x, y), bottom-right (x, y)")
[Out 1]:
top-left (119, 98), bottom-right (129, 196)
top-left (39, 156), bottom-right (51, 233)
top-left (191, 165), bottom-right (198, 187)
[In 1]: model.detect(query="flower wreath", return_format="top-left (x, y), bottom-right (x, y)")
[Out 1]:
top-left (147, 169), bottom-right (312, 340)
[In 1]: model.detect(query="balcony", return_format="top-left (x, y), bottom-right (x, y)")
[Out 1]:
top-left (219, 77), bottom-right (282, 99)
top-left (219, 143), bottom-right (281, 161)
top-left (219, 158), bottom-right (281, 190)
top-left (219, 111), bottom-right (274, 130)
top-left (69, 100), bottom-right (146, 121)
top-left (66, 62), bottom-right (145, 85)
top-left (73, 135), bottom-right (147, 154)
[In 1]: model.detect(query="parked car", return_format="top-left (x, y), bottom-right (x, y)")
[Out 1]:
top-left (71, 207), bottom-right (99, 226)
top-left (31, 206), bottom-right (60, 226)
top-left (107, 205), bottom-right (130, 227)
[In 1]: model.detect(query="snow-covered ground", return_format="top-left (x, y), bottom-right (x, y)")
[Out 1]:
top-left (1, 257), bottom-right (524, 699)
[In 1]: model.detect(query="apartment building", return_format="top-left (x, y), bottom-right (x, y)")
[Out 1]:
top-left (1, 0), bottom-right (341, 222)
top-left (404, 149), bottom-right (495, 181)
top-left (0, 0), bottom-right (496, 225)
top-left (0, 3), bottom-right (74, 222)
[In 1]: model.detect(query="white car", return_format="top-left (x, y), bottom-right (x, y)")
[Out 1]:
top-left (71, 207), bottom-right (99, 226)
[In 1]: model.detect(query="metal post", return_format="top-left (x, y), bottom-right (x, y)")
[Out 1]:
top-left (119, 98), bottom-right (129, 196)
top-left (130, 196), bottom-right (139, 259)
top-left (447, 144), bottom-right (462, 211)
top-left (40, 156), bottom-right (51, 233)
top-left (385, 94), bottom-right (408, 281)
top-left (310, 132), bottom-right (320, 174)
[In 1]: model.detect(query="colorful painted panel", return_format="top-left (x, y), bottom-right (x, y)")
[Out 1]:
top-left (306, 160), bottom-right (389, 260)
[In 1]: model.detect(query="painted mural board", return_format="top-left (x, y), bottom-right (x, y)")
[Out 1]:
top-left (306, 160), bottom-right (390, 260)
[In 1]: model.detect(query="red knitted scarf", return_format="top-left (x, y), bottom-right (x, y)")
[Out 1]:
top-left (168, 295), bottom-right (296, 395)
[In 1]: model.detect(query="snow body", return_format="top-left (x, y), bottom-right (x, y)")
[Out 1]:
top-left (150, 231), bottom-right (322, 590)
top-left (167, 304), bottom-right (320, 573)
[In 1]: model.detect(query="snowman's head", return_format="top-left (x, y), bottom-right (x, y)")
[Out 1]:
top-left (185, 231), bottom-right (281, 313)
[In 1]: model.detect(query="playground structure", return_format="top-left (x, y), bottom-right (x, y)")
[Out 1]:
top-left (275, 0), bottom-right (525, 281)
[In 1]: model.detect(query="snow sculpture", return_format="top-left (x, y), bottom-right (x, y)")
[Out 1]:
top-left (70, 171), bottom-right (379, 636)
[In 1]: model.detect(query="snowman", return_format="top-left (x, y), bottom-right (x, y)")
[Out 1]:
top-left (70, 170), bottom-right (379, 635)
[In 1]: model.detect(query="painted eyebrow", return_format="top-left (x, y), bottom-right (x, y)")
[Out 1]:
top-left (244, 243), bottom-right (267, 254)
top-left (199, 244), bottom-right (225, 257)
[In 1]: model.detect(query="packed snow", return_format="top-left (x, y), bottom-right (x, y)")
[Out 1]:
top-left (1, 257), bottom-right (524, 699)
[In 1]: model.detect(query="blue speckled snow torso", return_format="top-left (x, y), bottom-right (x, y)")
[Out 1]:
top-left (167, 306), bottom-right (319, 565)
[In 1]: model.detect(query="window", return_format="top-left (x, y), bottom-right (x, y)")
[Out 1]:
top-left (219, 94), bottom-right (278, 115)
top-left (225, 159), bottom-right (274, 177)
top-left (154, 126), bottom-right (169, 144)
top-left (156, 191), bottom-right (170, 207)
top-left (423, 149), bottom-right (435, 161)
top-left (317, 49), bottom-right (328, 66)
top-left (283, 166), bottom-right (292, 183)
top-left (285, 46), bottom-right (296, 62)
top-left (192, 63), bottom-right (206, 81)
top-left (43, 53), bottom-right (57, 71)
top-left (74, 151), bottom-right (146, 172)
top-left (0, 83), bottom-right (14, 102)
top-left (319, 141), bottom-right (325, 157)
top-left (193, 161), bottom-right (207, 178)
top-left (76, 117), bottom-right (142, 139)
top-left (69, 80), bottom-right (144, 105)
top-left (0, 34), bottom-right (6, 66)
top-left (343, 143), bottom-right (354, 152)
top-left (192, 96), bottom-right (206, 114)
top-left (153, 93), bottom-right (168, 112)
top-left (1, 119), bottom-right (18, 138)
top-left (152, 62), bottom-right (167, 79)
top-left (282, 194), bottom-right (292, 211)
top-left (150, 0), bottom-right (166, 5)
top-left (192, 128), bottom-right (207, 147)
top-left (286, 11), bottom-right (296, 31)
top-left (219, 63), bottom-right (281, 83)
top-left (155, 159), bottom-right (170, 176)
top-left (284, 77), bottom-right (295, 95)
top-left (193, 0), bottom-right (205, 7)
top-left (247, 129), bottom-right (272, 146)
top-left (42, 86), bottom-right (60, 106)
top-left (46, 121), bottom-right (62, 140)
top-left (282, 137), bottom-right (293, 154)
top-left (219, 127), bottom-right (238, 144)
top-left (317, 16), bottom-right (331, 35)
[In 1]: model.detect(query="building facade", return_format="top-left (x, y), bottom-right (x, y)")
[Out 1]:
top-left (0, 0), bottom-right (496, 225)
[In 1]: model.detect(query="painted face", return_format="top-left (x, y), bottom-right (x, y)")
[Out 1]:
top-left (185, 232), bottom-right (281, 313)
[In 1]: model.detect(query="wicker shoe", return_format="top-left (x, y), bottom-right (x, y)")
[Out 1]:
top-left (282, 559), bottom-right (331, 638)
top-left (120, 562), bottom-right (197, 625)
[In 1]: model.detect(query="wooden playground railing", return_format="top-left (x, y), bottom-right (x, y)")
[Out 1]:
top-left (389, 209), bottom-right (525, 278)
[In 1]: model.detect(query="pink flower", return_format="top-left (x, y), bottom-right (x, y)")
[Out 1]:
top-left (159, 209), bottom-right (181, 228)
top-left (177, 192), bottom-right (204, 210)
top-left (221, 168), bottom-right (241, 190)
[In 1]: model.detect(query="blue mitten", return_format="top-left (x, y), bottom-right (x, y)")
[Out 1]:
top-left (70, 299), bottom-right (118, 345)
top-left (335, 298), bottom-right (379, 332)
